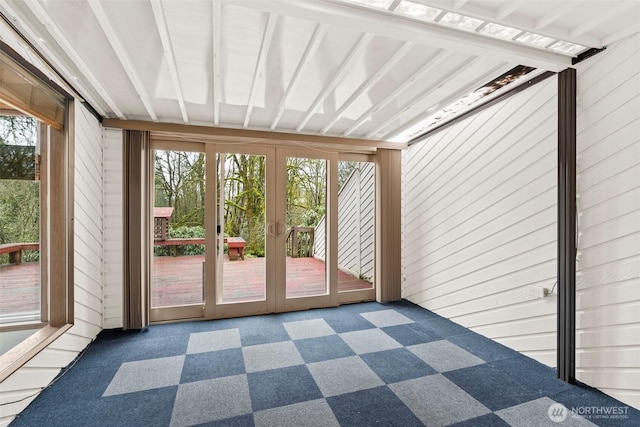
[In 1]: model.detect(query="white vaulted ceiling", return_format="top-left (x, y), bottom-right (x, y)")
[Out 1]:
top-left (1, 0), bottom-right (638, 143)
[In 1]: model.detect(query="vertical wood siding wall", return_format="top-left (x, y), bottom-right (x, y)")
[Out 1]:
top-left (314, 162), bottom-right (375, 282)
top-left (0, 104), bottom-right (104, 425)
top-left (403, 77), bottom-right (559, 367)
top-left (102, 129), bottom-right (124, 329)
top-left (574, 34), bottom-right (640, 409)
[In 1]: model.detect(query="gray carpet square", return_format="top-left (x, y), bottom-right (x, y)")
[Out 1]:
top-left (242, 340), bottom-right (304, 373)
top-left (169, 375), bottom-right (252, 427)
top-left (253, 398), bottom-right (340, 427)
top-left (408, 340), bottom-right (484, 372)
top-left (496, 397), bottom-right (598, 427)
top-left (103, 355), bottom-right (184, 396)
top-left (361, 309), bottom-right (414, 328)
top-left (339, 328), bottom-right (402, 354)
top-left (389, 374), bottom-right (491, 425)
top-left (186, 328), bottom-right (241, 354)
top-left (283, 318), bottom-right (335, 340)
top-left (307, 355), bottom-right (385, 397)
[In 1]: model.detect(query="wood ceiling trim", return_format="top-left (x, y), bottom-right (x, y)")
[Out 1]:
top-left (103, 118), bottom-right (406, 151)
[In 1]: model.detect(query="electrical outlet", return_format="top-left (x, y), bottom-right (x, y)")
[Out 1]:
top-left (526, 285), bottom-right (549, 299)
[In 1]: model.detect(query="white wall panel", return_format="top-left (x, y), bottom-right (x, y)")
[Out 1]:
top-left (575, 34), bottom-right (640, 410)
top-left (314, 162), bottom-right (374, 282)
top-left (73, 105), bottom-right (105, 336)
top-left (102, 128), bottom-right (124, 329)
top-left (403, 76), bottom-right (558, 366)
top-left (0, 103), bottom-right (105, 425)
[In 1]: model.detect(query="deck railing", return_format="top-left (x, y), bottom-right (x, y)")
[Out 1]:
top-left (0, 242), bottom-right (39, 265)
top-left (286, 226), bottom-right (315, 258)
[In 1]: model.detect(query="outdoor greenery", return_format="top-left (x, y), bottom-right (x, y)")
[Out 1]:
top-left (0, 114), bottom-right (359, 264)
top-left (153, 225), bottom-right (205, 257)
top-left (154, 151), bottom-right (332, 258)
top-left (0, 115), bottom-right (39, 265)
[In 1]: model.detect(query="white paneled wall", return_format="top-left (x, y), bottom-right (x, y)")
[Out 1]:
top-left (0, 104), bottom-right (104, 425)
top-left (575, 34), bottom-right (640, 409)
top-left (70, 104), bottom-right (104, 340)
top-left (314, 162), bottom-right (375, 282)
top-left (102, 129), bottom-right (124, 329)
top-left (403, 77), bottom-right (558, 366)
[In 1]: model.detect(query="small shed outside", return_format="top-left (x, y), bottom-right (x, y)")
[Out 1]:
top-left (154, 207), bottom-right (174, 241)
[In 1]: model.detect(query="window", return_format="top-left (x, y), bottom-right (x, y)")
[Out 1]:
top-left (0, 46), bottom-right (73, 381)
top-left (0, 114), bottom-right (42, 329)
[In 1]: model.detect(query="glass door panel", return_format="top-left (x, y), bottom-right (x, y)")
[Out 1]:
top-left (217, 153), bottom-right (267, 304)
top-left (151, 149), bottom-right (206, 309)
top-left (285, 156), bottom-right (327, 299)
top-left (337, 161), bottom-right (374, 293)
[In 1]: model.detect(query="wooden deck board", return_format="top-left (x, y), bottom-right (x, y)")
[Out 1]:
top-left (1, 256), bottom-right (373, 318)
top-left (0, 263), bottom-right (40, 319)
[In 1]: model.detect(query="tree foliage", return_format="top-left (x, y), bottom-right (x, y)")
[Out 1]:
top-left (0, 115), bottom-right (39, 264)
top-left (154, 151), bottom-right (328, 258)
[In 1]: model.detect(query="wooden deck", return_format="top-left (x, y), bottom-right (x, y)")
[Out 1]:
top-left (152, 255), bottom-right (372, 306)
top-left (0, 256), bottom-right (373, 318)
top-left (0, 263), bottom-right (40, 320)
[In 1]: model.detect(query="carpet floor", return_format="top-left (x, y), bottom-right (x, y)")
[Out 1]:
top-left (10, 300), bottom-right (639, 426)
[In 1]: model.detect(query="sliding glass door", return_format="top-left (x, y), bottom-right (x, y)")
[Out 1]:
top-left (149, 143), bottom-right (374, 322)
top-left (212, 146), bottom-right (274, 318)
top-left (150, 146), bottom-right (207, 321)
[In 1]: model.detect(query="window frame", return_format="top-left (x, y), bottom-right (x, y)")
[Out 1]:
top-left (0, 45), bottom-right (74, 383)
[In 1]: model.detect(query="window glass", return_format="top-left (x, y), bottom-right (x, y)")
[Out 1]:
top-left (0, 114), bottom-right (42, 332)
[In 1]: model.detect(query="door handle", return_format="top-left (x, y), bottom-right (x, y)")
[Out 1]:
top-left (267, 222), bottom-right (285, 236)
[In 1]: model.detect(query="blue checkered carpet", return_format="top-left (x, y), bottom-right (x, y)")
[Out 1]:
top-left (10, 301), bottom-right (639, 426)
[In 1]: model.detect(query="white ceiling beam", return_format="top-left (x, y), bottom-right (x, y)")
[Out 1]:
top-left (0, 1), bottom-right (109, 117)
top-left (241, 0), bottom-right (572, 71)
top-left (382, 61), bottom-right (513, 141)
top-left (21, 0), bottom-right (125, 118)
top-left (270, 24), bottom-right (327, 130)
top-left (495, 3), bottom-right (519, 21)
top-left (569, 3), bottom-right (639, 39)
top-left (212, 0), bottom-right (222, 125)
top-left (452, 0), bottom-right (468, 9)
top-left (87, 0), bottom-right (157, 121)
top-left (295, 32), bottom-right (374, 133)
top-left (343, 49), bottom-right (452, 137)
top-left (534, 2), bottom-right (576, 31)
top-left (602, 22), bottom-right (640, 46)
top-left (320, 41), bottom-right (415, 135)
top-left (244, 13), bottom-right (278, 128)
top-left (150, 0), bottom-right (188, 123)
top-left (366, 55), bottom-right (479, 138)
top-left (410, 0), bottom-right (600, 48)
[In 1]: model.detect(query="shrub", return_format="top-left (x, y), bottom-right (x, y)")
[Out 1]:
top-left (154, 225), bottom-right (205, 256)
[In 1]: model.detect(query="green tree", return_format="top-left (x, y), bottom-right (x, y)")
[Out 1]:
top-left (286, 157), bottom-right (326, 227)
top-left (222, 154), bottom-right (266, 257)
top-left (0, 115), bottom-right (39, 264)
top-left (154, 150), bottom-right (205, 228)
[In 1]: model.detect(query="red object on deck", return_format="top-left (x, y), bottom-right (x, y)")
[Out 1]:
top-left (226, 237), bottom-right (246, 260)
